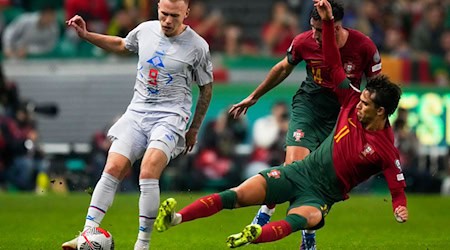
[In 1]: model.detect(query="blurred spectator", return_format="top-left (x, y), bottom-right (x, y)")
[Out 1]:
top-left (442, 152), bottom-right (450, 196)
top-left (221, 22), bottom-right (259, 56)
top-left (65, 0), bottom-right (110, 34)
top-left (0, 64), bottom-right (19, 117)
top-left (193, 108), bottom-right (248, 188)
top-left (261, 1), bottom-right (298, 57)
top-left (383, 27), bottom-right (411, 58)
top-left (394, 108), bottom-right (419, 172)
top-left (184, 0), bottom-right (223, 52)
top-left (410, 1), bottom-right (446, 57)
top-left (111, 0), bottom-right (154, 22)
top-left (6, 103), bottom-right (45, 190)
top-left (252, 101), bottom-right (289, 166)
top-left (2, 5), bottom-right (59, 59)
top-left (356, 0), bottom-right (385, 50)
top-left (106, 7), bottom-right (139, 38)
top-left (0, 0), bottom-right (9, 50)
top-left (88, 125), bottom-right (112, 187)
top-left (393, 107), bottom-right (437, 193)
top-left (243, 101), bottom-right (289, 179)
top-left (431, 29), bottom-right (450, 86)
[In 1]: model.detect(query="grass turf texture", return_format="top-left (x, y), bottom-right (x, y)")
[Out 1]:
top-left (0, 193), bottom-right (449, 249)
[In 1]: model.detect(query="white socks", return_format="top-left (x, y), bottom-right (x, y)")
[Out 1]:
top-left (84, 172), bottom-right (120, 230)
top-left (260, 205), bottom-right (275, 216)
top-left (136, 179), bottom-right (160, 247)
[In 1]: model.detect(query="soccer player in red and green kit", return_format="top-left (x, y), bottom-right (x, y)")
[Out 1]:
top-left (229, 1), bottom-right (382, 248)
top-left (154, 0), bottom-right (408, 248)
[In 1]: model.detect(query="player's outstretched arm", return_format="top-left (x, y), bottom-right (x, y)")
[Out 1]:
top-left (229, 57), bottom-right (294, 118)
top-left (66, 15), bottom-right (129, 55)
top-left (394, 206), bottom-right (408, 223)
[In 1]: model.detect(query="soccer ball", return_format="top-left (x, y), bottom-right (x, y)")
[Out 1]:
top-left (77, 227), bottom-right (114, 250)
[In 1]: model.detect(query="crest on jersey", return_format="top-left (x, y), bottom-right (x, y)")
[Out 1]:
top-left (267, 169), bottom-right (281, 179)
top-left (293, 129), bottom-right (305, 142)
top-left (344, 62), bottom-right (355, 74)
top-left (360, 143), bottom-right (375, 158)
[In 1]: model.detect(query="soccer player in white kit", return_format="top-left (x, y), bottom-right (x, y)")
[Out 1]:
top-left (62, 1), bottom-right (213, 249)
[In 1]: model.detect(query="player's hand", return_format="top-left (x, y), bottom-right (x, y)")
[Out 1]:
top-left (229, 96), bottom-right (258, 119)
top-left (394, 206), bottom-right (408, 223)
top-left (313, 0), bottom-right (333, 21)
top-left (183, 128), bottom-right (198, 154)
top-left (66, 15), bottom-right (88, 39)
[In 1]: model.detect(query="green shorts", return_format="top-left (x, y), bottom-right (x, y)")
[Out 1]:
top-left (259, 165), bottom-right (337, 218)
top-left (286, 88), bottom-right (341, 151)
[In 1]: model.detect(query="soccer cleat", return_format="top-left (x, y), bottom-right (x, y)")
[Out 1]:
top-left (61, 235), bottom-right (78, 250)
top-left (300, 231), bottom-right (317, 250)
top-left (251, 208), bottom-right (271, 226)
top-left (226, 224), bottom-right (262, 248)
top-left (154, 198), bottom-right (177, 232)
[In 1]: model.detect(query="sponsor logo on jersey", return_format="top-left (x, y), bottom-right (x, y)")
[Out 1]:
top-left (372, 63), bottom-right (382, 72)
top-left (267, 169), bottom-right (281, 179)
top-left (320, 204), bottom-right (329, 217)
top-left (293, 129), bottom-right (305, 142)
top-left (165, 134), bottom-right (175, 141)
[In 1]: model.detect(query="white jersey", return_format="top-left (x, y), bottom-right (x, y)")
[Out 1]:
top-left (124, 21), bottom-right (213, 119)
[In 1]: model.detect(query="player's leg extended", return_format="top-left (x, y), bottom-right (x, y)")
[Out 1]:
top-left (155, 174), bottom-right (268, 232)
top-left (61, 152), bottom-right (131, 250)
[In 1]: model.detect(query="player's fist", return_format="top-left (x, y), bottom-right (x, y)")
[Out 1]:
top-left (66, 15), bottom-right (88, 38)
top-left (394, 206), bottom-right (408, 223)
top-left (313, 0), bottom-right (333, 21)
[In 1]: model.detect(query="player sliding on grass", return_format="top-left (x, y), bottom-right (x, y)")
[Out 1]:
top-left (154, 0), bottom-right (408, 248)
top-left (229, 1), bottom-right (381, 248)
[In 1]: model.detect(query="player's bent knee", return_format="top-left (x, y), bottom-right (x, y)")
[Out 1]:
top-left (309, 217), bottom-right (325, 230)
top-left (284, 214), bottom-right (308, 232)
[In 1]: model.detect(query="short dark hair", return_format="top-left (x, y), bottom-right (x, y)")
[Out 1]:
top-left (311, 0), bottom-right (344, 22)
top-left (365, 75), bottom-right (402, 117)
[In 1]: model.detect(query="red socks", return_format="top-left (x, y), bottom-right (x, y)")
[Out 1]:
top-left (178, 193), bottom-right (223, 222)
top-left (253, 220), bottom-right (293, 243)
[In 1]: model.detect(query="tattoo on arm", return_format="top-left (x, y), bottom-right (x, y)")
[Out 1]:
top-left (190, 83), bottom-right (212, 130)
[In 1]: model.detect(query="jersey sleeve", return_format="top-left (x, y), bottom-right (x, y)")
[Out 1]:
top-left (193, 43), bottom-right (213, 86)
top-left (322, 19), bottom-right (358, 106)
top-left (362, 38), bottom-right (382, 78)
top-left (124, 23), bottom-right (141, 53)
top-left (286, 35), bottom-right (303, 65)
top-left (382, 156), bottom-right (407, 211)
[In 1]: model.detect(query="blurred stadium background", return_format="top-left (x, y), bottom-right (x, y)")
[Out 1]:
top-left (0, 0), bottom-right (450, 248)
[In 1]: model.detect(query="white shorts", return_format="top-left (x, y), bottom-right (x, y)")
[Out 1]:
top-left (107, 110), bottom-right (187, 165)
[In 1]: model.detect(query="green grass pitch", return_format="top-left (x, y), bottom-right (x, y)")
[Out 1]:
top-left (0, 192), bottom-right (449, 249)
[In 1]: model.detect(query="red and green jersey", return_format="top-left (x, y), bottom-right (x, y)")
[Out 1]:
top-left (322, 20), bottom-right (406, 210)
top-left (287, 28), bottom-right (381, 93)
